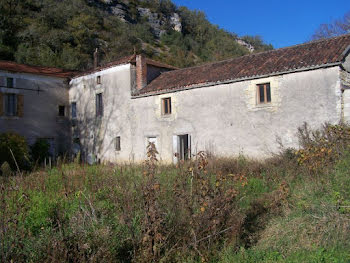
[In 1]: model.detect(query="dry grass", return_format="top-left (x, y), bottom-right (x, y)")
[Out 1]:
top-left (1, 123), bottom-right (350, 262)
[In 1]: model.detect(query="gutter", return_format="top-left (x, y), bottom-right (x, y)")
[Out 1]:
top-left (131, 62), bottom-right (342, 99)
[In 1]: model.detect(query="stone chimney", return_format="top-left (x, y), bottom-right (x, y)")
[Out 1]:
top-left (136, 54), bottom-right (147, 90)
top-left (93, 48), bottom-right (99, 69)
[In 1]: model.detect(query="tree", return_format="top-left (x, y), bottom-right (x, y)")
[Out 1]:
top-left (312, 11), bottom-right (350, 40)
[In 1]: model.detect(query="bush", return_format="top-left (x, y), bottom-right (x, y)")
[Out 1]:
top-left (294, 123), bottom-right (350, 173)
top-left (31, 138), bottom-right (50, 164)
top-left (0, 132), bottom-right (31, 171)
top-left (2, 124), bottom-right (350, 262)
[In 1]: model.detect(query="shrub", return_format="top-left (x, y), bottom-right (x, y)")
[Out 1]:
top-left (294, 123), bottom-right (350, 173)
top-left (31, 138), bottom-right (50, 164)
top-left (2, 124), bottom-right (350, 262)
top-left (0, 132), bottom-right (31, 171)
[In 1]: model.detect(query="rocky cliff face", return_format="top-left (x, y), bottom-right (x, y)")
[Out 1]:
top-left (137, 7), bottom-right (181, 37)
top-left (90, 0), bottom-right (258, 52)
top-left (236, 38), bottom-right (255, 53)
top-left (91, 0), bottom-right (182, 37)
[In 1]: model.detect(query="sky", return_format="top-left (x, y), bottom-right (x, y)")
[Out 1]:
top-left (172, 0), bottom-right (349, 49)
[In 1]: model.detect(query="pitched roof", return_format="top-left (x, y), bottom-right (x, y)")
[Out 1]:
top-left (138, 34), bottom-right (350, 96)
top-left (73, 55), bottom-right (136, 78)
top-left (0, 61), bottom-right (76, 78)
top-left (73, 54), bottom-right (177, 78)
top-left (142, 57), bottom-right (178, 70)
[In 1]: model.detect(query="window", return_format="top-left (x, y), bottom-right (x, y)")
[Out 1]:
top-left (1, 93), bottom-right (23, 117)
top-left (97, 76), bottom-right (101, 84)
top-left (147, 137), bottom-right (158, 150)
top-left (5, 94), bottom-right (17, 116)
top-left (257, 83), bottom-right (271, 104)
top-left (71, 102), bottom-right (77, 119)
top-left (96, 93), bottom-right (103, 117)
top-left (58, 105), bottom-right (65, 117)
top-left (162, 97), bottom-right (171, 115)
top-left (115, 136), bottom-right (121, 151)
top-left (6, 77), bottom-right (14, 88)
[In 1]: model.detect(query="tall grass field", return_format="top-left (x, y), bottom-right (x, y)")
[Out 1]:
top-left (1, 124), bottom-right (350, 262)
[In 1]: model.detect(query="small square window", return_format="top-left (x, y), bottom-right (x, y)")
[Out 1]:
top-left (6, 77), bottom-right (14, 88)
top-left (162, 97), bottom-right (171, 115)
top-left (97, 76), bottom-right (101, 84)
top-left (257, 83), bottom-right (271, 104)
top-left (115, 136), bottom-right (121, 151)
top-left (58, 105), bottom-right (65, 117)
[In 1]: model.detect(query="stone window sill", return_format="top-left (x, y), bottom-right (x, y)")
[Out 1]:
top-left (1, 116), bottom-right (20, 120)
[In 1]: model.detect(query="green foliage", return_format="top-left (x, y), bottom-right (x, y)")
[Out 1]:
top-left (242, 35), bottom-right (274, 52)
top-left (3, 124), bottom-right (350, 262)
top-left (30, 138), bottom-right (50, 164)
top-left (1, 0), bottom-right (272, 70)
top-left (219, 246), bottom-right (350, 263)
top-left (0, 132), bottom-right (30, 171)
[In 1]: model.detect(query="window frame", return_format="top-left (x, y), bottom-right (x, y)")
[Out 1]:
top-left (115, 136), bottom-right (121, 151)
top-left (6, 77), bottom-right (14, 88)
top-left (257, 83), bottom-right (271, 104)
top-left (58, 105), bottom-right (65, 117)
top-left (4, 93), bottom-right (17, 116)
top-left (96, 93), bottom-right (103, 117)
top-left (71, 102), bottom-right (77, 119)
top-left (162, 97), bottom-right (172, 115)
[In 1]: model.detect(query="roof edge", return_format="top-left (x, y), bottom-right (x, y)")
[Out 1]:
top-left (72, 54), bottom-right (178, 79)
top-left (153, 33), bottom-right (350, 78)
top-left (0, 60), bottom-right (76, 78)
top-left (133, 62), bottom-right (341, 98)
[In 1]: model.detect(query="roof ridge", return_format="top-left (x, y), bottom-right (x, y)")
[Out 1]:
top-left (157, 33), bottom-right (350, 76)
top-left (72, 54), bottom-right (136, 78)
top-left (0, 60), bottom-right (73, 72)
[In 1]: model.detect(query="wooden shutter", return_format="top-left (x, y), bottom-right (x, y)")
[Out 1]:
top-left (17, 94), bottom-right (24, 117)
top-left (0, 93), bottom-right (3, 116)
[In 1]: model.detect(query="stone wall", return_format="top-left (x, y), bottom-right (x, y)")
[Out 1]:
top-left (0, 72), bottom-right (70, 155)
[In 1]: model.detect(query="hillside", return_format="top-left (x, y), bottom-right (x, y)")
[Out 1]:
top-left (0, 0), bottom-right (273, 70)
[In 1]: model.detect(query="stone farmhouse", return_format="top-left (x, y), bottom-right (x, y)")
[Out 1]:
top-left (2, 34), bottom-right (350, 163)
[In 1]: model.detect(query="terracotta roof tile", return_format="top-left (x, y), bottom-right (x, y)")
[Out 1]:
top-left (143, 58), bottom-right (178, 70)
top-left (0, 61), bottom-right (76, 78)
top-left (73, 55), bottom-right (136, 78)
top-left (139, 34), bottom-right (350, 95)
top-left (73, 54), bottom-right (177, 78)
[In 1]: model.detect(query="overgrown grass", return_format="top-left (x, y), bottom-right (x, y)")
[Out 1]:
top-left (1, 124), bottom-right (350, 262)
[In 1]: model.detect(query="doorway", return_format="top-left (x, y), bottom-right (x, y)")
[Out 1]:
top-left (173, 134), bottom-right (191, 163)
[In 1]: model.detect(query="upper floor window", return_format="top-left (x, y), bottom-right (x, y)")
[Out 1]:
top-left (6, 77), bottom-right (14, 88)
top-left (0, 93), bottom-right (23, 117)
top-left (257, 83), bottom-right (271, 104)
top-left (96, 93), bottom-right (103, 117)
top-left (58, 105), bottom-right (65, 117)
top-left (162, 97), bottom-right (171, 115)
top-left (71, 102), bottom-right (77, 119)
top-left (97, 76), bottom-right (101, 84)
